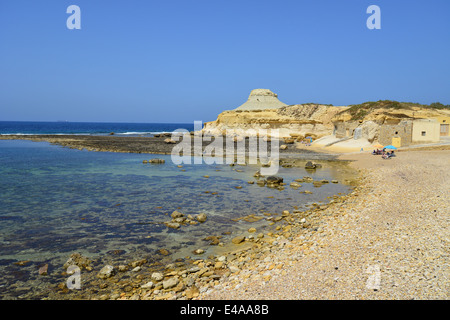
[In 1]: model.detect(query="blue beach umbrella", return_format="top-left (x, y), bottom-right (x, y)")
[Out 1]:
top-left (384, 145), bottom-right (397, 150)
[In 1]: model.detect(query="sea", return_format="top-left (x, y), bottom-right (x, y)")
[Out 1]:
top-left (0, 121), bottom-right (356, 299)
top-left (0, 121), bottom-right (194, 136)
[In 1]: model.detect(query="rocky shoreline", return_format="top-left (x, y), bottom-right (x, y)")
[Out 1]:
top-left (6, 136), bottom-right (447, 300)
top-left (0, 134), bottom-right (336, 160)
top-left (37, 171), bottom-right (358, 301)
top-left (0, 134), bottom-right (362, 300)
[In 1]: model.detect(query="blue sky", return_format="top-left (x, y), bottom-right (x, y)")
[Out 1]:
top-left (1, 0), bottom-right (449, 123)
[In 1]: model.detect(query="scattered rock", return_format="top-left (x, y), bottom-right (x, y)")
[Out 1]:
top-left (158, 249), bottom-right (170, 256)
top-left (280, 145), bottom-right (288, 150)
top-left (140, 281), bottom-right (154, 289)
top-left (305, 161), bottom-right (316, 169)
top-left (229, 265), bottom-right (240, 273)
top-left (165, 221), bottom-right (181, 229)
top-left (164, 138), bottom-right (176, 144)
top-left (163, 277), bottom-right (179, 289)
top-left (63, 253), bottom-right (92, 271)
top-left (232, 236), bottom-right (246, 244)
top-left (185, 285), bottom-right (200, 299)
top-left (130, 259), bottom-right (147, 268)
top-left (284, 138), bottom-right (295, 144)
top-left (118, 265), bottom-right (128, 272)
top-left (38, 264), bottom-right (48, 276)
top-left (171, 210), bottom-right (184, 219)
top-left (204, 236), bottom-right (221, 245)
top-left (97, 265), bottom-right (115, 279)
top-left (196, 213), bottom-right (207, 223)
top-left (193, 249), bottom-right (205, 255)
top-left (149, 158), bottom-right (165, 164)
top-left (265, 176), bottom-right (283, 186)
top-left (151, 272), bottom-right (164, 282)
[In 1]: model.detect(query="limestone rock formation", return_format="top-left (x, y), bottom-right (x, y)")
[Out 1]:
top-left (235, 89), bottom-right (287, 111)
top-left (202, 101), bottom-right (347, 139)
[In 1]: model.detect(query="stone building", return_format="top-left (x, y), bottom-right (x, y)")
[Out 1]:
top-left (378, 120), bottom-right (413, 147)
top-left (335, 118), bottom-right (440, 148)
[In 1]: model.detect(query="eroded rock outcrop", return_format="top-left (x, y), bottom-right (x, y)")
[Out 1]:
top-left (202, 89), bottom-right (347, 139)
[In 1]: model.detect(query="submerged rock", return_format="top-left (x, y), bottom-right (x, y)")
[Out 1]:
top-left (165, 221), bottom-right (181, 229)
top-left (63, 252), bottom-right (92, 271)
top-left (149, 158), bottom-right (165, 164)
top-left (38, 264), bottom-right (48, 276)
top-left (232, 236), bottom-right (246, 244)
top-left (171, 211), bottom-right (184, 219)
top-left (97, 265), bottom-right (115, 279)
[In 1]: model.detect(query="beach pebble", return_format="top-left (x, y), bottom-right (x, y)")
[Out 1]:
top-left (141, 281), bottom-right (154, 289)
top-left (151, 272), bottom-right (164, 282)
top-left (163, 277), bottom-right (179, 289)
top-left (229, 265), bottom-right (240, 273)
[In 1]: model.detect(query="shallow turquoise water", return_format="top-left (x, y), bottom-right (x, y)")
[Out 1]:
top-left (0, 139), bottom-right (354, 297)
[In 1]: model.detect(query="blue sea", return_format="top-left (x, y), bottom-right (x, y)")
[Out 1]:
top-left (0, 121), bottom-right (195, 136)
top-left (0, 121), bottom-right (356, 299)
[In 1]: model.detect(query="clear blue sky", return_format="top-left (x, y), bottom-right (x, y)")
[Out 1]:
top-left (1, 0), bottom-right (449, 123)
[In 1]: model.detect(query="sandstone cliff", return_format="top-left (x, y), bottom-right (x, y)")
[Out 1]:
top-left (202, 103), bottom-right (348, 139)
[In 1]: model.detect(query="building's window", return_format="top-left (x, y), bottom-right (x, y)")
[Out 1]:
top-left (421, 131), bottom-right (426, 136)
top-left (395, 131), bottom-right (398, 135)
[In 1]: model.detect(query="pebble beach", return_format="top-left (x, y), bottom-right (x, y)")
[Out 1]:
top-left (198, 148), bottom-right (449, 300)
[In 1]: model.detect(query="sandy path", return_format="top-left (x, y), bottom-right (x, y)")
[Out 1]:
top-left (199, 150), bottom-right (450, 299)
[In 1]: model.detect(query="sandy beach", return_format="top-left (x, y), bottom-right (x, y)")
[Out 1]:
top-left (198, 148), bottom-right (449, 300)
